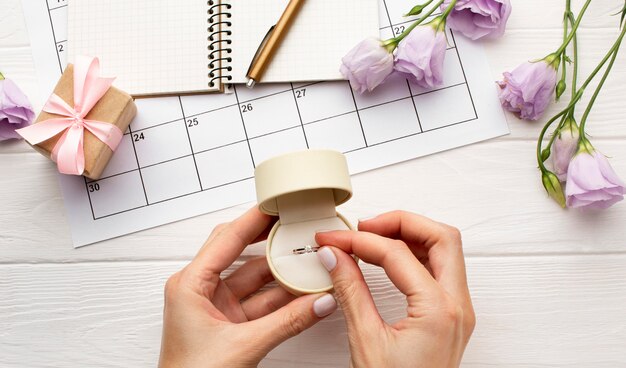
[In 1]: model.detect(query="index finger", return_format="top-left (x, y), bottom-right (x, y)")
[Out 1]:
top-left (358, 211), bottom-right (469, 302)
top-left (189, 207), bottom-right (274, 276)
top-left (315, 230), bottom-right (439, 300)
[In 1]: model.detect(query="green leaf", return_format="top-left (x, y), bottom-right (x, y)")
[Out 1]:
top-left (405, 4), bottom-right (426, 17)
top-left (563, 55), bottom-right (572, 64)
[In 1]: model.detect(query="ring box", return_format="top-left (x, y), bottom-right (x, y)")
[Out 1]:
top-left (254, 150), bottom-right (354, 295)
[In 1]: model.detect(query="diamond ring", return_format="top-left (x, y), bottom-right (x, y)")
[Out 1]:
top-left (292, 245), bottom-right (320, 255)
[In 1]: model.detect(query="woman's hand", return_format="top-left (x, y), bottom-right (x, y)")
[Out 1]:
top-left (315, 211), bottom-right (475, 368)
top-left (159, 207), bottom-right (338, 368)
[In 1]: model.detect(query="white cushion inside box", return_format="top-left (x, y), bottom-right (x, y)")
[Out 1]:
top-left (270, 189), bottom-right (349, 291)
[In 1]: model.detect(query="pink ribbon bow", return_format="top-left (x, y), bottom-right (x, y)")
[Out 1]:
top-left (17, 56), bottom-right (123, 176)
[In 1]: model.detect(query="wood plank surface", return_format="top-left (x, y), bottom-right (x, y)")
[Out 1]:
top-left (3, 256), bottom-right (626, 367)
top-left (2, 0), bottom-right (626, 367)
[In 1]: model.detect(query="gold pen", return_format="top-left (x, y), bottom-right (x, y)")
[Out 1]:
top-left (246, 0), bottom-right (306, 88)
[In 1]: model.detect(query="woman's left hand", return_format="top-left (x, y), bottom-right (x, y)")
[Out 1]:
top-left (159, 207), bottom-right (337, 368)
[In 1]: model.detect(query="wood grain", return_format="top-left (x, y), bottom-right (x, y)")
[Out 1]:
top-left (2, 256), bottom-right (626, 367)
top-left (2, 0), bottom-right (626, 367)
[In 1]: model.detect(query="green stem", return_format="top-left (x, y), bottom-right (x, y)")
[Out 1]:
top-left (551, 10), bottom-right (579, 140)
top-left (0, 72), bottom-right (4, 80)
top-left (440, 0), bottom-right (457, 19)
top-left (558, 0), bottom-right (570, 93)
top-left (554, 0), bottom-right (591, 56)
top-left (538, 24), bottom-right (626, 169)
top-left (575, 25), bottom-right (625, 96)
top-left (579, 36), bottom-right (624, 139)
top-left (391, 0), bottom-right (446, 43)
top-left (567, 11), bottom-right (578, 98)
top-left (537, 109), bottom-right (571, 171)
top-left (545, 114), bottom-right (568, 153)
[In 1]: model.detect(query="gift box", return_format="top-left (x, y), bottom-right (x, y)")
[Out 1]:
top-left (19, 57), bottom-right (136, 180)
top-left (254, 149), bottom-right (357, 295)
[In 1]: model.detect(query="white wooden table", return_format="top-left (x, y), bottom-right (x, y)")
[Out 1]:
top-left (2, 1), bottom-right (626, 366)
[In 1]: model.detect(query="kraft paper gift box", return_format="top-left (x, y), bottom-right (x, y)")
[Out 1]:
top-left (254, 149), bottom-right (357, 295)
top-left (29, 64), bottom-right (136, 180)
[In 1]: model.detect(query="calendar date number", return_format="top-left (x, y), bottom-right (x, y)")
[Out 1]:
top-left (88, 183), bottom-right (100, 192)
top-left (241, 103), bottom-right (253, 113)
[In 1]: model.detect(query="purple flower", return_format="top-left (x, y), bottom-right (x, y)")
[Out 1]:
top-left (394, 25), bottom-right (447, 89)
top-left (0, 76), bottom-right (35, 141)
top-left (565, 150), bottom-right (625, 209)
top-left (442, 0), bottom-right (511, 40)
top-left (551, 117), bottom-right (579, 181)
top-left (340, 38), bottom-right (395, 93)
top-left (497, 59), bottom-right (558, 121)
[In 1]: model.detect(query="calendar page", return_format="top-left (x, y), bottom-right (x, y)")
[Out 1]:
top-left (22, 0), bottom-right (509, 247)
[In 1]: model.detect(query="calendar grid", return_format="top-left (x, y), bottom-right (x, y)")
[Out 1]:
top-left (41, 0), bottom-right (479, 221)
top-left (381, 0), bottom-right (395, 33)
top-left (406, 81), bottom-right (424, 133)
top-left (233, 85), bottom-right (257, 168)
top-left (126, 121), bottom-right (149, 206)
top-left (345, 116), bottom-right (478, 155)
top-left (83, 177), bottom-right (96, 221)
top-left (348, 86), bottom-right (368, 147)
top-left (85, 77), bottom-right (477, 221)
top-left (178, 96), bottom-right (204, 190)
top-left (290, 83), bottom-right (310, 149)
top-left (45, 0), bottom-right (66, 72)
top-left (451, 31), bottom-right (479, 120)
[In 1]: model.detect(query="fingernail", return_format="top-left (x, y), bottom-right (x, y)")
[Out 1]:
top-left (317, 247), bottom-right (337, 271)
top-left (358, 215), bottom-right (378, 223)
top-left (315, 229), bottom-right (333, 234)
top-left (313, 294), bottom-right (337, 317)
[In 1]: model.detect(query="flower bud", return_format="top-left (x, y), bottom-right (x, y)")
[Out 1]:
top-left (556, 80), bottom-right (566, 100)
top-left (542, 171), bottom-right (566, 208)
top-left (551, 117), bottom-right (579, 181)
top-left (405, 4), bottom-right (426, 16)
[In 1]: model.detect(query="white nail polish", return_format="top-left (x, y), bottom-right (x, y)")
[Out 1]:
top-left (313, 294), bottom-right (337, 317)
top-left (317, 247), bottom-right (337, 271)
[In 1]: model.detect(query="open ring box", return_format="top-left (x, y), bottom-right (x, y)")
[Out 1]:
top-left (254, 150), bottom-right (355, 295)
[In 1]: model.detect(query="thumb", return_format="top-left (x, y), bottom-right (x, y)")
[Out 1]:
top-left (249, 292), bottom-right (337, 352)
top-left (316, 246), bottom-right (384, 336)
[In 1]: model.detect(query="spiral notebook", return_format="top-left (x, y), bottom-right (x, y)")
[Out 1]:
top-left (67, 0), bottom-right (380, 97)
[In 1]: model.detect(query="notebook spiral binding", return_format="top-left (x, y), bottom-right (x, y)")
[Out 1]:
top-left (207, 0), bottom-right (233, 88)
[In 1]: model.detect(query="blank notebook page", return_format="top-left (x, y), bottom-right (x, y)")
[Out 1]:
top-left (68, 0), bottom-right (214, 96)
top-left (229, 0), bottom-right (380, 83)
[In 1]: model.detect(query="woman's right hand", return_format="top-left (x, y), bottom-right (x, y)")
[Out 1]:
top-left (315, 211), bottom-right (475, 368)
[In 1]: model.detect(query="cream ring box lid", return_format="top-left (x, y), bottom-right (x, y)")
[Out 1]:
top-left (255, 150), bottom-right (354, 295)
